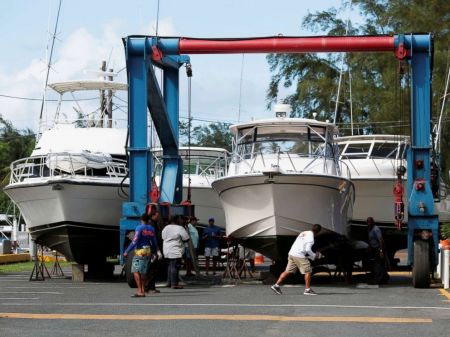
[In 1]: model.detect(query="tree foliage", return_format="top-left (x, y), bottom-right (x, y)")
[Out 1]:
top-left (0, 116), bottom-right (35, 213)
top-left (267, 0), bottom-right (450, 175)
top-left (180, 121), bottom-right (232, 151)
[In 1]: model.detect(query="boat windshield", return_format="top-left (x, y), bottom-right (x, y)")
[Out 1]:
top-left (236, 125), bottom-right (333, 158)
top-left (339, 141), bottom-right (407, 159)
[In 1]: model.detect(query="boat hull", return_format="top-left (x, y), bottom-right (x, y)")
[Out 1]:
top-left (4, 178), bottom-right (225, 263)
top-left (348, 178), bottom-right (449, 255)
top-left (349, 177), bottom-right (450, 225)
top-left (212, 174), bottom-right (354, 260)
top-left (3, 179), bottom-right (126, 263)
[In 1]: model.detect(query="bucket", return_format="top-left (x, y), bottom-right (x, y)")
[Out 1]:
top-left (255, 253), bottom-right (265, 265)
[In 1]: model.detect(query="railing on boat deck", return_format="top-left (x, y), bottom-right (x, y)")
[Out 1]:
top-left (230, 150), bottom-right (352, 179)
top-left (151, 152), bottom-right (229, 181)
top-left (9, 153), bottom-right (128, 184)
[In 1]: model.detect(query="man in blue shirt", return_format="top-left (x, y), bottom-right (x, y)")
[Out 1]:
top-left (202, 218), bottom-right (222, 275)
top-left (124, 213), bottom-right (161, 297)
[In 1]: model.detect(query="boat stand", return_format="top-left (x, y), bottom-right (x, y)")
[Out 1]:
top-left (223, 242), bottom-right (240, 281)
top-left (238, 247), bottom-right (254, 279)
top-left (50, 251), bottom-right (64, 277)
top-left (29, 244), bottom-right (51, 281)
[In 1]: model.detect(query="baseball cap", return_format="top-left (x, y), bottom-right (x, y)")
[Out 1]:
top-left (208, 217), bottom-right (215, 222)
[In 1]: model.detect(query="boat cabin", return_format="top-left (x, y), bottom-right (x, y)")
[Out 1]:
top-left (228, 118), bottom-right (346, 177)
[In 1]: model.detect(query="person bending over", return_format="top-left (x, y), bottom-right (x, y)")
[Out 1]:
top-left (271, 224), bottom-right (322, 296)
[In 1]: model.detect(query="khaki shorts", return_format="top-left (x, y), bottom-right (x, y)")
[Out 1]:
top-left (285, 255), bottom-right (312, 274)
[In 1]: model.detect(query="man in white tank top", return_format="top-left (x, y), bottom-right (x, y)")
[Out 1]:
top-left (271, 224), bottom-right (322, 296)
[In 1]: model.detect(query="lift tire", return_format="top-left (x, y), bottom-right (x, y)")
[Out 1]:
top-left (412, 240), bottom-right (430, 288)
top-left (125, 250), bottom-right (137, 288)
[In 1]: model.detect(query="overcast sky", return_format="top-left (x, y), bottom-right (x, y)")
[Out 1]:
top-left (0, 0), bottom-right (356, 131)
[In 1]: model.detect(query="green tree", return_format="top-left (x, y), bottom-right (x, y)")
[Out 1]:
top-left (0, 116), bottom-right (35, 213)
top-left (188, 122), bottom-right (232, 151)
top-left (267, 0), bottom-right (450, 177)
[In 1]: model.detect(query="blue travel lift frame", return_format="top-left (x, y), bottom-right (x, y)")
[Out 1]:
top-left (120, 33), bottom-right (439, 287)
top-left (119, 36), bottom-right (191, 264)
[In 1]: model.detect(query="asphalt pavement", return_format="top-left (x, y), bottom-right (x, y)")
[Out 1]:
top-left (0, 268), bottom-right (449, 337)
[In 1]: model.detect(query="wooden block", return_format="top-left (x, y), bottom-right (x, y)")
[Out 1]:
top-left (72, 264), bottom-right (85, 282)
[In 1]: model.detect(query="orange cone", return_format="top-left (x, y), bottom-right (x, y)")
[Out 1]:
top-left (255, 253), bottom-right (265, 265)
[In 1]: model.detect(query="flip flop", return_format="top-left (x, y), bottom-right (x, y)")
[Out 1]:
top-left (131, 293), bottom-right (145, 298)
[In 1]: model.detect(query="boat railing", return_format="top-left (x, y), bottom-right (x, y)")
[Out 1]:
top-left (151, 153), bottom-right (228, 180)
top-left (340, 155), bottom-right (397, 177)
top-left (195, 156), bottom-right (228, 179)
top-left (231, 150), bottom-right (351, 177)
top-left (337, 160), bottom-right (352, 180)
top-left (9, 153), bottom-right (128, 184)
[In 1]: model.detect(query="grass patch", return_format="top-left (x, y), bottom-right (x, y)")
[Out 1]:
top-left (0, 261), bottom-right (72, 274)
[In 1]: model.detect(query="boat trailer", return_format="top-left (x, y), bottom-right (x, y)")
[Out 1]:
top-left (121, 33), bottom-right (439, 288)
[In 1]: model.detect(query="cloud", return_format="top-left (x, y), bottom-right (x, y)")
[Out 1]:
top-left (0, 24), bottom-right (127, 131)
top-left (0, 16), bottom-right (273, 133)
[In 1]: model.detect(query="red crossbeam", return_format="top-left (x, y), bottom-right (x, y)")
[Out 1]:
top-left (179, 36), bottom-right (395, 54)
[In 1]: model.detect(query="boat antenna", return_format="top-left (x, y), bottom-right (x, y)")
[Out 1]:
top-left (186, 63), bottom-right (193, 202)
top-left (39, 0), bottom-right (62, 135)
top-left (435, 47), bottom-right (450, 154)
top-left (348, 66), bottom-right (354, 135)
top-left (155, 0), bottom-right (160, 36)
top-left (333, 19), bottom-right (349, 125)
top-left (237, 54), bottom-right (245, 122)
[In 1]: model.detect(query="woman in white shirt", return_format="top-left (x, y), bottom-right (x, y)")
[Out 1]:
top-left (162, 214), bottom-right (190, 289)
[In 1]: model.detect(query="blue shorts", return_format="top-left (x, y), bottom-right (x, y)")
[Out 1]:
top-left (131, 255), bottom-right (150, 274)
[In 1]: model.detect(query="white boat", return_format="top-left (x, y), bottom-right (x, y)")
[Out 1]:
top-left (336, 134), bottom-right (450, 256)
top-left (337, 134), bottom-right (450, 223)
top-left (4, 80), bottom-right (129, 264)
top-left (4, 78), bottom-right (229, 263)
top-left (336, 135), bottom-right (408, 226)
top-left (153, 147), bottom-right (228, 227)
top-left (212, 109), bottom-right (355, 260)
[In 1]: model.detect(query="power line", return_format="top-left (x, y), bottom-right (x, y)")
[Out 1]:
top-left (179, 116), bottom-right (235, 124)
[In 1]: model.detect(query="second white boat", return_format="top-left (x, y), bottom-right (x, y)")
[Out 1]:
top-left (212, 108), bottom-right (355, 260)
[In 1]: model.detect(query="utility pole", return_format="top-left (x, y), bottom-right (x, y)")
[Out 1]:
top-left (107, 68), bottom-right (113, 128)
top-left (99, 61), bottom-right (106, 127)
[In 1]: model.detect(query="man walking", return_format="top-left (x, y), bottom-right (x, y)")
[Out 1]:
top-left (124, 213), bottom-right (160, 298)
top-left (271, 224), bottom-right (322, 295)
top-left (367, 217), bottom-right (389, 284)
top-left (202, 217), bottom-right (222, 275)
top-left (162, 214), bottom-right (190, 289)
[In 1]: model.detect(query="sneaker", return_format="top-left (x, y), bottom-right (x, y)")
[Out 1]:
top-left (303, 288), bottom-right (318, 296)
top-left (271, 284), bottom-right (282, 295)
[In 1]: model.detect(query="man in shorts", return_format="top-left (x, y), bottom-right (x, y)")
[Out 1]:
top-left (124, 213), bottom-right (160, 297)
top-left (271, 224), bottom-right (322, 295)
top-left (202, 218), bottom-right (222, 275)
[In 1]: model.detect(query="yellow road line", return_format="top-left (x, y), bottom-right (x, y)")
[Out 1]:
top-left (0, 313), bottom-right (432, 323)
top-left (439, 289), bottom-right (450, 301)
